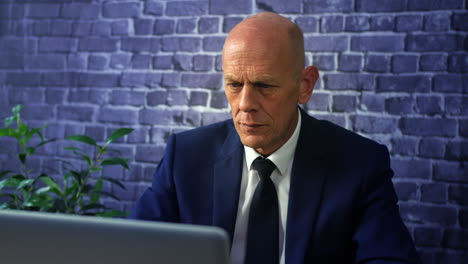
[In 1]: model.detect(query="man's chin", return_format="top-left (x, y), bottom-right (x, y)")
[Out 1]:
top-left (239, 135), bottom-right (265, 149)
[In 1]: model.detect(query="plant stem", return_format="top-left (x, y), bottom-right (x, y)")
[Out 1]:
top-left (73, 146), bottom-right (105, 214)
top-left (13, 191), bottom-right (20, 209)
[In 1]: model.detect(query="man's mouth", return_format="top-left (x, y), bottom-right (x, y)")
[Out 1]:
top-left (241, 123), bottom-right (264, 128)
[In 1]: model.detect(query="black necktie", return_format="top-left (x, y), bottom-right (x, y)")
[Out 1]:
top-left (245, 156), bottom-right (279, 264)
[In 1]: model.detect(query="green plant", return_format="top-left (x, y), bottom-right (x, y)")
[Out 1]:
top-left (0, 105), bottom-right (133, 217)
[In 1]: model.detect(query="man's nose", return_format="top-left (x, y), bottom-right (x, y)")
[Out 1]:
top-left (238, 84), bottom-right (259, 112)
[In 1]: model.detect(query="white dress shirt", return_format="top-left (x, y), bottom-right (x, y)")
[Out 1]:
top-left (231, 109), bottom-right (302, 264)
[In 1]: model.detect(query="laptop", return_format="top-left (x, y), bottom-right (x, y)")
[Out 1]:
top-left (0, 210), bottom-right (230, 264)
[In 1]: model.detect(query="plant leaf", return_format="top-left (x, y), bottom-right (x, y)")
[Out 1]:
top-left (105, 128), bottom-right (134, 146)
top-left (81, 203), bottom-right (106, 212)
top-left (10, 174), bottom-right (27, 181)
top-left (65, 135), bottom-right (97, 146)
top-left (0, 178), bottom-right (21, 189)
top-left (12, 104), bottom-right (22, 116)
top-left (35, 138), bottom-right (58, 149)
top-left (12, 174), bottom-right (27, 180)
top-left (70, 170), bottom-right (84, 185)
top-left (40, 176), bottom-right (63, 196)
top-left (23, 197), bottom-right (53, 210)
top-left (0, 179), bottom-right (7, 190)
top-left (25, 147), bottom-right (35, 155)
top-left (89, 167), bottom-right (102, 173)
top-left (4, 116), bottom-right (14, 128)
top-left (90, 178), bottom-right (103, 204)
top-left (21, 188), bottom-right (30, 201)
top-left (80, 154), bottom-right (92, 167)
top-left (91, 190), bottom-right (120, 201)
top-left (35, 129), bottom-right (45, 142)
top-left (81, 184), bottom-right (94, 194)
top-left (0, 170), bottom-right (13, 179)
top-left (64, 146), bottom-right (82, 151)
top-left (63, 147), bottom-right (87, 158)
top-left (101, 158), bottom-right (129, 169)
top-left (0, 128), bottom-right (15, 137)
top-left (102, 177), bottom-right (126, 190)
top-left (95, 210), bottom-right (129, 218)
top-left (0, 193), bottom-right (15, 199)
top-left (18, 122), bottom-right (28, 134)
top-left (17, 179), bottom-right (34, 189)
top-left (35, 186), bottom-right (51, 195)
top-left (23, 129), bottom-right (36, 144)
top-left (22, 127), bottom-right (43, 144)
top-left (65, 181), bottom-right (78, 197)
top-left (18, 153), bottom-right (27, 165)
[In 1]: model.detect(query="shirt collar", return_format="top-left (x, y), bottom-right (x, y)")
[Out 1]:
top-left (244, 108), bottom-right (302, 176)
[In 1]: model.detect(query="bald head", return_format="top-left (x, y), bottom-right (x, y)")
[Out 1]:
top-left (221, 12), bottom-right (318, 155)
top-left (223, 12), bottom-right (305, 78)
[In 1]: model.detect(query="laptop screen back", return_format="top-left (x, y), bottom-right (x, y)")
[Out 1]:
top-left (0, 210), bottom-right (230, 264)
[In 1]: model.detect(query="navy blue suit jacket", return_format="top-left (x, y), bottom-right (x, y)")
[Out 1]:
top-left (130, 109), bottom-right (420, 264)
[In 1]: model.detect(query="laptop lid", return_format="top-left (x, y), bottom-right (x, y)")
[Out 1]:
top-left (0, 210), bottom-right (230, 264)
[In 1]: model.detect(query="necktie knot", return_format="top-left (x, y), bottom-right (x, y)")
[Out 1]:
top-left (252, 157), bottom-right (276, 181)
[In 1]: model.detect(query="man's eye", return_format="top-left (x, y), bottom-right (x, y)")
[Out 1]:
top-left (255, 83), bottom-right (272, 88)
top-left (229, 82), bottom-right (243, 88)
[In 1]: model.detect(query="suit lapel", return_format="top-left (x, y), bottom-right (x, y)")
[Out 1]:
top-left (212, 125), bottom-right (244, 243)
top-left (285, 110), bottom-right (328, 264)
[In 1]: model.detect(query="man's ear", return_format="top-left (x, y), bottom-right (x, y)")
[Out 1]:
top-left (298, 66), bottom-right (319, 104)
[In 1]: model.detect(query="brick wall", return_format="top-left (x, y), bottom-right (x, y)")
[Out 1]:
top-left (0, 0), bottom-right (466, 262)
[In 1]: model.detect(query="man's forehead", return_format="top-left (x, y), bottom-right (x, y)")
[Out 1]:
top-left (223, 46), bottom-right (276, 64)
top-left (224, 73), bottom-right (277, 82)
top-left (223, 32), bottom-right (282, 56)
top-left (222, 39), bottom-right (285, 66)
top-left (223, 56), bottom-right (283, 75)
top-left (222, 39), bottom-right (292, 83)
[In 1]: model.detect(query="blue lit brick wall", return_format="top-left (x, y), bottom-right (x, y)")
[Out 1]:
top-left (0, 0), bottom-right (466, 262)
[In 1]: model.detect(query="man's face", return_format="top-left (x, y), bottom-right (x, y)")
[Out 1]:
top-left (223, 38), bottom-right (307, 156)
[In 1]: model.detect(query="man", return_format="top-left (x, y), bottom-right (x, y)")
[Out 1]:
top-left (130, 12), bottom-right (420, 264)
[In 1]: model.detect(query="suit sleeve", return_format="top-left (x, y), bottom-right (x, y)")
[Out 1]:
top-left (128, 135), bottom-right (180, 222)
top-left (353, 145), bottom-right (421, 264)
